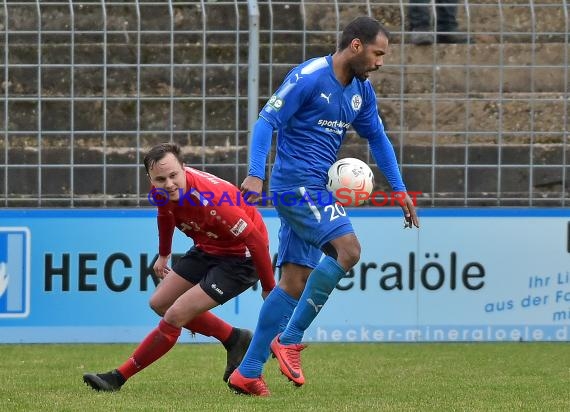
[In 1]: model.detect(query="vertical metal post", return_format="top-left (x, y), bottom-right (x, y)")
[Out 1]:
top-left (35, 0), bottom-right (42, 206)
top-left (246, 0), bottom-right (259, 167)
top-left (562, 0), bottom-right (569, 207)
top-left (497, 0), bottom-right (504, 206)
top-left (168, 0), bottom-right (174, 143)
top-left (429, 0), bottom-right (437, 206)
top-left (234, 0), bottom-right (240, 181)
top-left (135, 0), bottom-right (142, 205)
top-left (3, 2), bottom-right (8, 206)
top-left (529, 0), bottom-right (537, 206)
top-left (200, 0), bottom-right (207, 168)
top-left (101, 0), bottom-right (108, 206)
top-left (301, 0), bottom-right (308, 62)
top-left (69, 0), bottom-right (75, 207)
top-left (463, 0), bottom-right (471, 206)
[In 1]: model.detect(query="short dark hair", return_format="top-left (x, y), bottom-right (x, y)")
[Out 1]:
top-left (338, 16), bottom-right (390, 50)
top-left (143, 142), bottom-right (184, 173)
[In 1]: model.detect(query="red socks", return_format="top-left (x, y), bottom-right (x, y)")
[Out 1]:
top-left (116, 312), bottom-right (234, 381)
top-left (183, 311), bottom-right (233, 343)
top-left (118, 319), bottom-right (181, 379)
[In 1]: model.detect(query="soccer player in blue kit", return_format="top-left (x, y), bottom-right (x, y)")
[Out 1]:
top-left (228, 16), bottom-right (420, 396)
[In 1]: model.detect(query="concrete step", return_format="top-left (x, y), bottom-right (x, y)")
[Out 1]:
top-left (376, 92), bottom-right (567, 143)
top-left (1, 1), bottom-right (565, 44)
top-left (1, 90), bottom-right (564, 141)
top-left (3, 144), bottom-right (566, 202)
top-left (285, 1), bottom-right (568, 43)
top-left (2, 42), bottom-right (567, 97)
top-left (5, 142), bottom-right (565, 162)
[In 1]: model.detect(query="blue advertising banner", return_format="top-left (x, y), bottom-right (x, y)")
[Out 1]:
top-left (0, 208), bottom-right (568, 343)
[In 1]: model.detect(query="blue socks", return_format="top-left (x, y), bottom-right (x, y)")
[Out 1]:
top-left (279, 256), bottom-right (346, 345)
top-left (238, 257), bottom-right (347, 377)
top-left (238, 286), bottom-right (298, 378)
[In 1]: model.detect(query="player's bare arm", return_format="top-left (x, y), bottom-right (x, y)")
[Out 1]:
top-left (240, 176), bottom-right (264, 203)
top-left (401, 193), bottom-right (419, 229)
top-left (153, 255), bottom-right (171, 279)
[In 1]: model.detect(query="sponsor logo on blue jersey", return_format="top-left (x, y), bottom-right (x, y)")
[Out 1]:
top-left (317, 119), bottom-right (351, 135)
top-left (267, 94), bottom-right (283, 111)
top-left (0, 228), bottom-right (31, 318)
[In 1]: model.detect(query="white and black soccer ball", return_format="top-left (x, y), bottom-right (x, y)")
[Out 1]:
top-left (326, 157), bottom-right (374, 206)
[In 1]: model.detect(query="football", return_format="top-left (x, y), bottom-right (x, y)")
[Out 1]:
top-left (326, 157), bottom-right (374, 206)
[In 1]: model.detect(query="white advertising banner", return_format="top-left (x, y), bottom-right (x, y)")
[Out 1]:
top-left (0, 208), bottom-right (568, 343)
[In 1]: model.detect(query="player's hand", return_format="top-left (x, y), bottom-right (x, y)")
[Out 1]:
top-left (240, 176), bottom-right (264, 203)
top-left (261, 289), bottom-right (271, 300)
top-left (153, 255), bottom-right (171, 279)
top-left (400, 193), bottom-right (420, 229)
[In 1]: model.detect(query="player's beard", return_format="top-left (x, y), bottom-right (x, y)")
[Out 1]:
top-left (351, 58), bottom-right (377, 82)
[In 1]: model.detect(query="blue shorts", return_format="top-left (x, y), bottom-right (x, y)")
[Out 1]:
top-left (273, 187), bottom-right (354, 268)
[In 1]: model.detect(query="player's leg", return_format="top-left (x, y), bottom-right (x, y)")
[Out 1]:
top-left (117, 256), bottom-right (257, 385)
top-left (148, 266), bottom-right (194, 317)
top-left (228, 283), bottom-right (299, 396)
top-left (169, 248), bottom-right (254, 381)
top-left (270, 189), bottom-right (356, 385)
top-left (267, 262), bottom-right (313, 386)
top-left (195, 255), bottom-right (259, 382)
top-left (128, 281), bottom-right (222, 372)
top-left (83, 249), bottom-right (256, 391)
top-left (83, 275), bottom-right (219, 392)
top-left (280, 232), bottom-right (359, 344)
top-left (150, 265), bottom-right (240, 349)
top-left (82, 268), bottom-right (193, 392)
top-left (228, 223), bottom-right (318, 396)
top-left (238, 224), bottom-right (315, 379)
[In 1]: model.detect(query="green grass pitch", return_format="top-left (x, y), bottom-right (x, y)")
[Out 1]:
top-left (0, 342), bottom-right (568, 411)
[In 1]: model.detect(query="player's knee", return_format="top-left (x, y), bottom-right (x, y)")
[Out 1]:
top-left (162, 306), bottom-right (188, 328)
top-left (149, 295), bottom-right (168, 316)
top-left (321, 242), bottom-right (338, 260)
top-left (279, 264), bottom-right (311, 299)
top-left (337, 241), bottom-right (361, 270)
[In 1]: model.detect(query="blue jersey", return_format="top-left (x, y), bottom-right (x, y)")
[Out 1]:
top-left (257, 55), bottom-right (403, 192)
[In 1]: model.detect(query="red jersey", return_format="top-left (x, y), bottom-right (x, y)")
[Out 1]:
top-left (155, 167), bottom-right (275, 291)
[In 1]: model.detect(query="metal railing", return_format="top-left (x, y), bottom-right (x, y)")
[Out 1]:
top-left (1, 1), bottom-right (568, 207)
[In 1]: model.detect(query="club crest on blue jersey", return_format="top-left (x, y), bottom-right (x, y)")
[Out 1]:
top-left (351, 94), bottom-right (362, 111)
top-left (0, 228), bottom-right (31, 318)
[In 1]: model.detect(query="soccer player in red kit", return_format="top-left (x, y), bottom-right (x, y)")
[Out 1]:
top-left (83, 142), bottom-right (275, 392)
